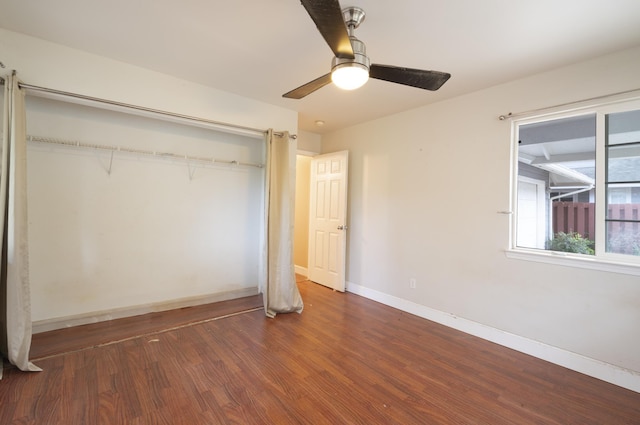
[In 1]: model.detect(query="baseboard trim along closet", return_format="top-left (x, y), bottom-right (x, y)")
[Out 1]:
top-left (33, 287), bottom-right (259, 334)
top-left (294, 265), bottom-right (308, 276)
top-left (346, 281), bottom-right (640, 394)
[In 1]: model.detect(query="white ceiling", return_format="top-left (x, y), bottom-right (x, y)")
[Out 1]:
top-left (1, 0), bottom-right (640, 134)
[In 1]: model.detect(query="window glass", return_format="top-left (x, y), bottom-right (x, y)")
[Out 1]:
top-left (605, 109), bottom-right (640, 255)
top-left (517, 114), bottom-right (596, 254)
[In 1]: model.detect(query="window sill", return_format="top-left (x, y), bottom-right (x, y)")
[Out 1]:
top-left (505, 249), bottom-right (640, 277)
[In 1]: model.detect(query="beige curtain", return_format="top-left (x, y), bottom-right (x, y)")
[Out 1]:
top-left (0, 72), bottom-right (40, 379)
top-left (260, 130), bottom-right (303, 318)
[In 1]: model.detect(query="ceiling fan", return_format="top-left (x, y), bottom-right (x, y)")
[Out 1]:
top-left (283, 0), bottom-right (451, 99)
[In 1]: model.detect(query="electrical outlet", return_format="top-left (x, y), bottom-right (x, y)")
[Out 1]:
top-left (409, 278), bottom-right (416, 289)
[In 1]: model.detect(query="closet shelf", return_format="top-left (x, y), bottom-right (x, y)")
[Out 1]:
top-left (27, 135), bottom-right (264, 169)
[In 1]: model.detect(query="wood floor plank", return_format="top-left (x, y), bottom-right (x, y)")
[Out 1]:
top-left (1, 278), bottom-right (639, 424)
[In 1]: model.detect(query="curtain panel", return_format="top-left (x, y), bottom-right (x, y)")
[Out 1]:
top-left (261, 130), bottom-right (303, 318)
top-left (0, 72), bottom-right (40, 379)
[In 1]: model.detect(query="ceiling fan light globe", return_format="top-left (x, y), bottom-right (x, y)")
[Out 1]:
top-left (331, 63), bottom-right (369, 90)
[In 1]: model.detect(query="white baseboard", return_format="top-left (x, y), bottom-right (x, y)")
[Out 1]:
top-left (346, 281), bottom-right (640, 394)
top-left (294, 265), bottom-right (308, 276)
top-left (33, 287), bottom-right (259, 334)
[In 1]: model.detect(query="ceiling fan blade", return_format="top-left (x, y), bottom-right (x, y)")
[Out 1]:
top-left (300, 0), bottom-right (354, 59)
top-left (283, 73), bottom-right (332, 99)
top-left (370, 64), bottom-right (451, 91)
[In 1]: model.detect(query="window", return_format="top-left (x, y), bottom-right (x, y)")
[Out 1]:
top-left (605, 108), bottom-right (640, 255)
top-left (511, 98), bottom-right (640, 272)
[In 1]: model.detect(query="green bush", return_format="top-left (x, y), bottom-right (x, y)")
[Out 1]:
top-left (546, 232), bottom-right (595, 255)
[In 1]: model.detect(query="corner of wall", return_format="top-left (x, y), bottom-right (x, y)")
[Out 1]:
top-left (297, 130), bottom-right (322, 154)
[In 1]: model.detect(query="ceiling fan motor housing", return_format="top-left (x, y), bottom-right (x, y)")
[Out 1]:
top-left (331, 37), bottom-right (370, 72)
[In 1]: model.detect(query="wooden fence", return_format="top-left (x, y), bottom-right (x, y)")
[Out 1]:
top-left (552, 202), bottom-right (595, 240)
top-left (553, 202), bottom-right (640, 240)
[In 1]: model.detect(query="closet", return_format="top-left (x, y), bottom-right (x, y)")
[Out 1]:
top-left (25, 95), bottom-right (264, 330)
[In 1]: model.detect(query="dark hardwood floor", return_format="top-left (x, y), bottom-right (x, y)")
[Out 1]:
top-left (29, 293), bottom-right (264, 360)
top-left (2, 277), bottom-right (639, 424)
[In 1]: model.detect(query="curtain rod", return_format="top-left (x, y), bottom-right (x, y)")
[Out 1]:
top-left (498, 87), bottom-right (640, 121)
top-left (16, 82), bottom-right (296, 139)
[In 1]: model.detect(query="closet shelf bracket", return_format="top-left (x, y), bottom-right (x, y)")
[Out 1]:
top-left (107, 150), bottom-right (115, 176)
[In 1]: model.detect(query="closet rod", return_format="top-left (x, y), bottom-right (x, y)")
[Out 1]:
top-left (28, 135), bottom-right (264, 169)
top-left (16, 82), bottom-right (296, 139)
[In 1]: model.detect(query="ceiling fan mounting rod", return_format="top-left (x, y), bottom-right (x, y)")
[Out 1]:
top-left (342, 6), bottom-right (366, 36)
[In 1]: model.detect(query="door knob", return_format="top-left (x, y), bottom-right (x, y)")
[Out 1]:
top-left (337, 225), bottom-right (348, 230)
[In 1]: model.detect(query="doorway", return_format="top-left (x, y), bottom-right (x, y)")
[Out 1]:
top-left (294, 154), bottom-right (313, 276)
top-left (294, 151), bottom-right (349, 291)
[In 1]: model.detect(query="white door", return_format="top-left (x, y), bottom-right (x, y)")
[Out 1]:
top-left (517, 176), bottom-right (547, 249)
top-left (308, 151), bottom-right (349, 291)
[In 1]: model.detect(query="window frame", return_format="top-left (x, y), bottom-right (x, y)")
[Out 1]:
top-left (507, 97), bottom-right (640, 276)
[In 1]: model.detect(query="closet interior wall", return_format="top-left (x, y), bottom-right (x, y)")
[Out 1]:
top-left (25, 95), bottom-right (264, 330)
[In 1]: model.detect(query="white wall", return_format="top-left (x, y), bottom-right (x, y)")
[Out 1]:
top-left (297, 130), bottom-right (322, 154)
top-left (321, 47), bottom-right (640, 386)
top-left (0, 28), bottom-right (297, 134)
top-left (1, 28), bottom-right (298, 327)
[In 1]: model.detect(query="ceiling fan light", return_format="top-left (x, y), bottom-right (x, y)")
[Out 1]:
top-left (331, 63), bottom-right (369, 90)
